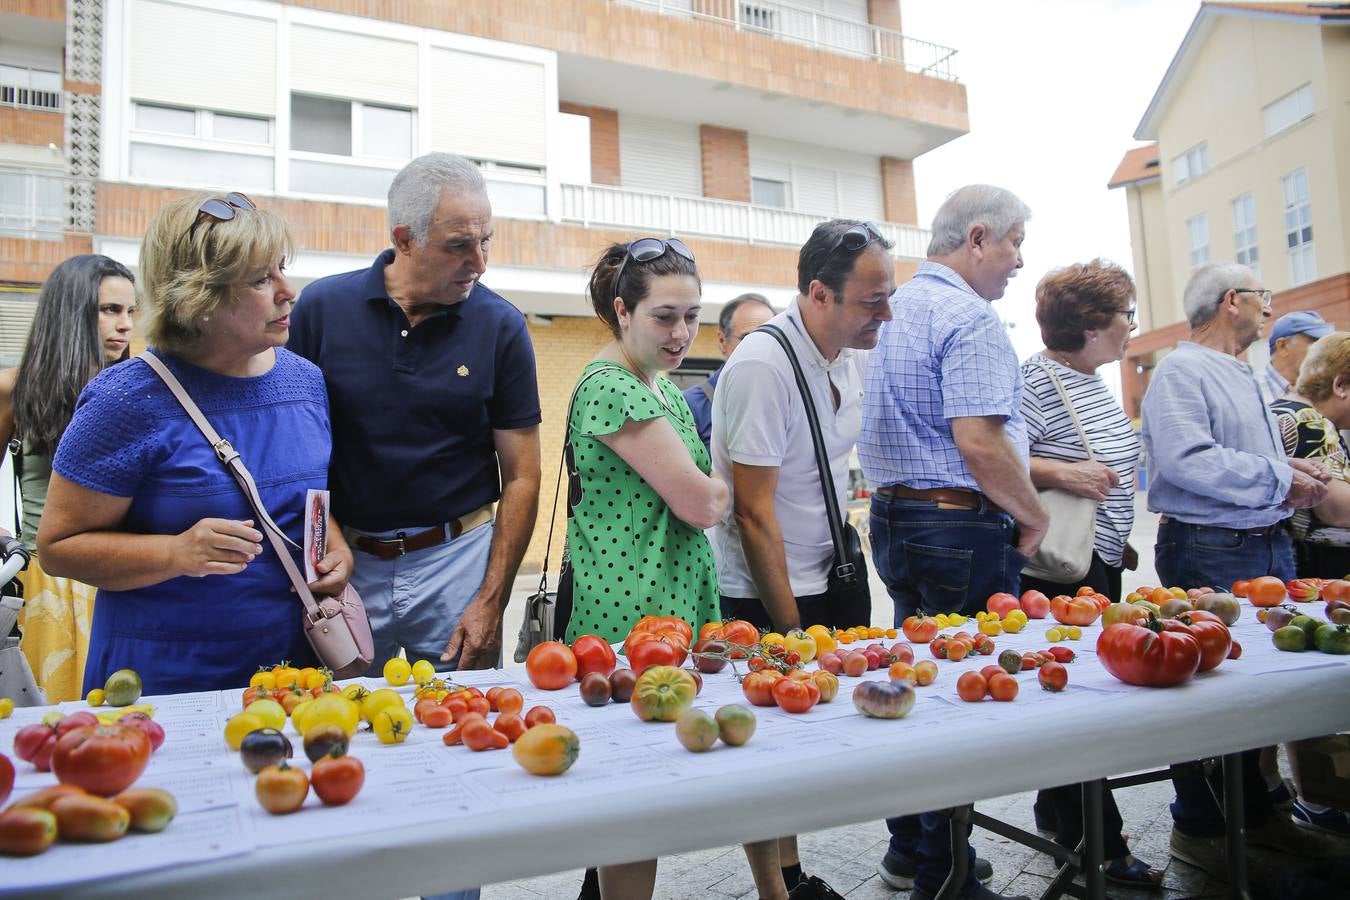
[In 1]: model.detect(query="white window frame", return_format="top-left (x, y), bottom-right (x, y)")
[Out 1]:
top-left (1283, 169), bottom-right (1316, 287)
top-left (288, 93), bottom-right (415, 164)
top-left (1264, 84), bottom-right (1314, 138)
top-left (131, 102), bottom-right (273, 147)
top-left (1172, 143), bottom-right (1208, 186)
top-left (1187, 214), bottom-right (1210, 269)
top-left (1231, 193), bottom-right (1259, 276)
top-left (751, 175), bottom-right (790, 209)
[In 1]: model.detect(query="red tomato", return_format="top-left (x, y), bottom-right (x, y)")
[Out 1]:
top-left (311, 755), bottom-right (364, 806)
top-left (741, 671), bottom-right (781, 707)
top-left (929, 637), bottom-right (948, 659)
top-left (524, 706), bottom-right (556, 727)
top-left (979, 665), bottom-right (1006, 681)
top-left (115, 712), bottom-right (165, 753)
top-left (987, 673), bottom-right (1018, 702)
top-left (629, 639), bottom-right (681, 675)
top-left (571, 634), bottom-right (618, 679)
top-left (1097, 622), bottom-right (1201, 687)
top-left (1050, 595), bottom-right (1099, 626)
top-left (421, 705), bottom-right (452, 729)
top-left (485, 686), bottom-right (504, 710)
top-left (1038, 661), bottom-right (1068, 692)
top-left (986, 592), bottom-right (1020, 617)
top-left (1019, 590), bottom-right (1051, 619)
top-left (720, 619), bottom-right (760, 647)
top-left (443, 712), bottom-right (486, 746)
top-left (525, 642), bottom-right (578, 690)
top-left (1321, 580), bottom-right (1350, 603)
top-left (413, 697), bottom-right (441, 724)
top-left (1246, 576), bottom-right (1287, 608)
top-left (495, 688), bottom-right (524, 716)
top-left (493, 712), bottom-right (528, 743)
top-left (946, 640), bottom-right (970, 662)
top-left (1228, 640), bottom-right (1243, 659)
top-left (12, 724), bottom-right (58, 772)
top-left (956, 671), bottom-right (988, 702)
top-left (771, 676), bottom-right (821, 713)
top-left (697, 621), bottom-right (725, 643)
top-left (462, 718), bottom-right (509, 751)
top-left (255, 762), bottom-right (309, 814)
top-left (50, 725), bottom-right (151, 797)
top-left (0, 753), bottom-right (13, 808)
top-left (902, 614), bottom-right (939, 642)
top-left (1163, 615), bottom-right (1232, 673)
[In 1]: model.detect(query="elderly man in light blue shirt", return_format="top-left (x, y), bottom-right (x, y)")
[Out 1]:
top-left (1141, 260), bottom-right (1332, 878)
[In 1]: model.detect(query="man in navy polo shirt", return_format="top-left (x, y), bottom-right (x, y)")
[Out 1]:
top-left (289, 152), bottom-right (541, 680)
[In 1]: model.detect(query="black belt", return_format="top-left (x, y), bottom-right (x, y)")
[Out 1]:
top-left (1159, 516), bottom-right (1287, 537)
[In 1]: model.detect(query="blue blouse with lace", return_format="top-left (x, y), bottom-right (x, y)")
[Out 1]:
top-left (53, 349), bottom-right (331, 695)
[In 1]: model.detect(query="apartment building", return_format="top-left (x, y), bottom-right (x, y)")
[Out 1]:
top-left (1108, 1), bottom-right (1350, 417)
top-left (0, 0), bottom-right (966, 565)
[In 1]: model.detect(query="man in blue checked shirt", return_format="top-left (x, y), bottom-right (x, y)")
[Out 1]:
top-left (1142, 261), bottom-right (1335, 878)
top-left (860, 184), bottom-right (1043, 900)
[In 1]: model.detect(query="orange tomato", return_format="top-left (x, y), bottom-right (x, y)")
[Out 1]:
top-left (1231, 579), bottom-right (1251, 599)
top-left (912, 660), bottom-right (938, 686)
top-left (956, 671), bottom-right (987, 702)
top-left (462, 718), bottom-right (509, 751)
top-left (512, 724), bottom-right (579, 776)
top-left (720, 619), bottom-right (759, 647)
top-left (697, 622), bottom-right (725, 643)
top-left (525, 642), bottom-right (578, 691)
top-left (1322, 579), bottom-right (1350, 603)
top-left (1246, 576), bottom-right (1288, 608)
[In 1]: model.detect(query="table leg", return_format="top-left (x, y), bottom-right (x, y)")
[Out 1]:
top-left (1081, 780), bottom-right (1105, 900)
top-left (935, 805), bottom-right (972, 900)
top-left (1221, 753), bottom-right (1255, 900)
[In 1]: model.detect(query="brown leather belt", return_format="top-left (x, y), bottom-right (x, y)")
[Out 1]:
top-left (875, 484), bottom-right (1002, 513)
top-left (349, 503), bottom-right (493, 560)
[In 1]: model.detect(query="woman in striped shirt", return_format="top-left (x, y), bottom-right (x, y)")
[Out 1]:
top-left (1020, 259), bottom-right (1161, 889)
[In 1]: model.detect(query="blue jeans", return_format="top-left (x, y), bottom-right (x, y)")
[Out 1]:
top-left (1155, 519), bottom-right (1294, 836)
top-left (349, 521), bottom-right (494, 674)
top-left (872, 493), bottom-right (1022, 895)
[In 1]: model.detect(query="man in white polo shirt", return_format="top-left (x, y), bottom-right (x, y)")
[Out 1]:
top-left (708, 219), bottom-right (894, 900)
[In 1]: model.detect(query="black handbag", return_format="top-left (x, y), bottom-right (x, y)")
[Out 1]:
top-left (758, 324), bottom-right (871, 629)
top-left (513, 365), bottom-right (619, 661)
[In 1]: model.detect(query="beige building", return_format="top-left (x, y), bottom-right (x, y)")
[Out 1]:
top-left (1108, 0), bottom-right (1350, 417)
top-left (0, 0), bottom-right (967, 567)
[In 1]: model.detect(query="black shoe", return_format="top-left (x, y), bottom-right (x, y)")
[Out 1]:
top-left (786, 875), bottom-right (846, 899)
top-left (878, 850), bottom-right (994, 889)
top-left (910, 886), bottom-right (1030, 900)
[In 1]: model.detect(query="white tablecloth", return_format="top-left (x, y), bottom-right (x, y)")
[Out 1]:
top-left (5, 602), bottom-right (1350, 898)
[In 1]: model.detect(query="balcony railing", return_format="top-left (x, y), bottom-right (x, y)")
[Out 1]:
top-left (0, 66), bottom-right (63, 112)
top-left (615, 0), bottom-right (958, 81)
top-left (560, 182), bottom-right (930, 260)
top-left (0, 168), bottom-right (70, 239)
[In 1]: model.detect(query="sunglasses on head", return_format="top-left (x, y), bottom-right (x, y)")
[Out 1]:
top-left (187, 191), bottom-right (257, 240)
top-left (816, 221), bottom-right (882, 280)
top-left (612, 237), bottom-right (695, 304)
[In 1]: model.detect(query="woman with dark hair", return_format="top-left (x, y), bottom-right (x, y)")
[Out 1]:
top-left (38, 194), bottom-right (351, 695)
top-left (0, 254), bottom-right (136, 701)
top-left (1020, 259), bottom-right (1161, 888)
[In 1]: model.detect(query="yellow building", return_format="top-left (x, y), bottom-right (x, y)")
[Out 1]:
top-left (1108, 0), bottom-right (1350, 417)
top-left (1, 0), bottom-right (968, 566)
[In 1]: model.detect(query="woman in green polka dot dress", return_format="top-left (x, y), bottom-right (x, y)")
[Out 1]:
top-left (565, 238), bottom-right (726, 647)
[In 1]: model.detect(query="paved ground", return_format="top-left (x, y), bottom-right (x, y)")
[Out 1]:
top-left (480, 497), bottom-right (1330, 899)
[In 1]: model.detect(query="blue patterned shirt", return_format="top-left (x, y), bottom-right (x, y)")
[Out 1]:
top-left (859, 261), bottom-right (1028, 490)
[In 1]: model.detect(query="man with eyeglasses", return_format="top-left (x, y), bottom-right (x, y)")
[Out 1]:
top-left (683, 292), bottom-right (775, 454)
top-left (1258, 310), bottom-right (1334, 406)
top-left (288, 153), bottom-right (541, 704)
top-left (709, 219), bottom-right (893, 900)
top-left (859, 185), bottom-right (1040, 900)
top-left (1141, 261), bottom-right (1336, 879)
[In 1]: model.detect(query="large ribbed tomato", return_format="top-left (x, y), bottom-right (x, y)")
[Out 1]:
top-left (1163, 614), bottom-right (1232, 673)
top-left (629, 666), bottom-right (697, 722)
top-left (1097, 622), bottom-right (1201, 687)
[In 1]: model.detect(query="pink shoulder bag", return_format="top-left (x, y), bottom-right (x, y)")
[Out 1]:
top-left (142, 351), bottom-right (374, 679)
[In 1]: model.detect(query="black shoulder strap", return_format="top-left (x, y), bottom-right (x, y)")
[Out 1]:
top-left (6, 439), bottom-right (21, 540)
top-left (536, 363), bottom-right (625, 594)
top-left (757, 324), bottom-right (852, 579)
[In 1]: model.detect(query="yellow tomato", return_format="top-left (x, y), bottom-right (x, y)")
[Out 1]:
top-left (306, 695), bottom-right (361, 738)
top-left (244, 698), bottom-right (287, 731)
top-left (302, 670), bottom-right (329, 692)
top-left (289, 699), bottom-right (313, 730)
top-left (979, 620), bottom-right (1002, 636)
top-left (360, 688), bottom-right (404, 724)
top-left (411, 660), bottom-right (436, 685)
top-left (805, 625), bottom-right (836, 656)
top-left (249, 671), bottom-right (277, 691)
top-left (947, 614), bottom-right (967, 626)
top-left (273, 667), bottom-right (301, 690)
top-left (1046, 627), bottom-right (1064, 642)
top-left (1066, 626), bottom-right (1082, 640)
top-left (224, 712), bottom-right (266, 750)
top-left (86, 688), bottom-right (106, 707)
top-left (835, 630), bottom-right (856, 644)
top-left (1168, 587), bottom-right (1187, 600)
top-left (383, 658), bottom-right (413, 687)
top-left (1001, 617), bottom-right (1025, 634)
top-left (760, 632), bottom-right (786, 648)
top-left (1005, 609), bottom-right (1028, 624)
top-left (783, 629), bottom-right (817, 663)
top-left (341, 684), bottom-right (370, 704)
top-left (0, 697), bottom-right (13, 719)
top-left (884, 628), bottom-right (898, 639)
top-left (933, 614), bottom-right (950, 627)
top-left (372, 705), bottom-right (414, 744)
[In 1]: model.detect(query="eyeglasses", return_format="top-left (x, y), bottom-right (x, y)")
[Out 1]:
top-left (1231, 288), bottom-right (1273, 309)
top-left (187, 191), bottom-right (256, 240)
top-left (612, 238), bottom-right (695, 304)
top-left (816, 221), bottom-right (882, 281)
top-left (1118, 306), bottom-right (1137, 325)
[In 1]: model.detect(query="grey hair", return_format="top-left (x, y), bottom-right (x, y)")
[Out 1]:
top-left (926, 185), bottom-right (1031, 257)
top-left (1183, 262), bottom-right (1255, 328)
top-left (387, 152), bottom-right (487, 246)
top-left (718, 292), bottom-right (773, 335)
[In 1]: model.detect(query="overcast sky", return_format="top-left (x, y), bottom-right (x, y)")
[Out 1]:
top-left (903, 0), bottom-right (1205, 386)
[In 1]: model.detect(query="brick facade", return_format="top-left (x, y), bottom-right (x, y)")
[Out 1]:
top-left (866, 0), bottom-right (902, 32)
top-left (558, 102), bottom-right (620, 186)
top-left (0, 0), bottom-right (64, 20)
top-left (0, 107), bottom-right (63, 147)
top-left (880, 157), bottom-right (918, 226)
top-left (699, 125), bottom-right (749, 203)
top-left (0, 234), bottom-right (92, 284)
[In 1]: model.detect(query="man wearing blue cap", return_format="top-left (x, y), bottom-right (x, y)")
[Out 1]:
top-left (1259, 310), bottom-right (1335, 405)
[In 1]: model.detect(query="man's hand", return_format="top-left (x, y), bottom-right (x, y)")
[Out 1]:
top-left (440, 593), bottom-right (505, 669)
top-left (305, 548), bottom-right (352, 598)
top-left (1122, 543), bottom-right (1139, 572)
top-left (1285, 469), bottom-right (1330, 509)
top-left (1056, 461), bottom-right (1120, 501)
top-left (1289, 457), bottom-right (1332, 483)
top-left (1015, 512), bottom-right (1049, 560)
